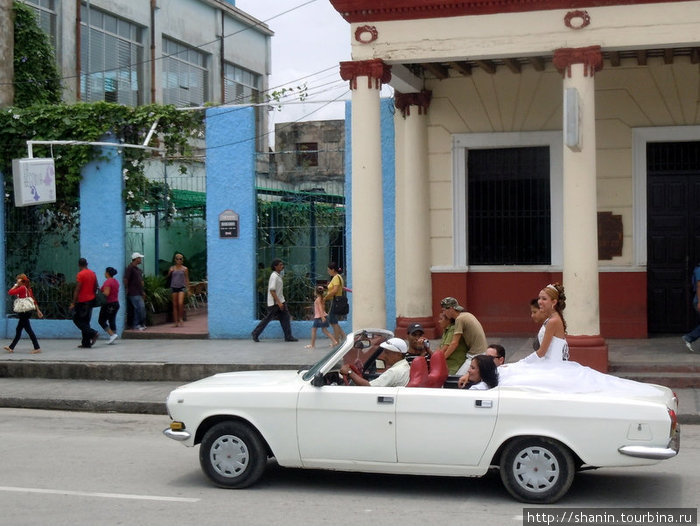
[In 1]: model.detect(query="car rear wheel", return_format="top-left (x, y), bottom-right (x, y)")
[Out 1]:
top-left (199, 421), bottom-right (267, 488)
top-left (499, 437), bottom-right (575, 504)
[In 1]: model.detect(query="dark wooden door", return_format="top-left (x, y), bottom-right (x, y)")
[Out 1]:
top-left (647, 141), bottom-right (700, 334)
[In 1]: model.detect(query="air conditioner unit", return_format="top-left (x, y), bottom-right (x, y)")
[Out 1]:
top-left (11, 158), bottom-right (57, 207)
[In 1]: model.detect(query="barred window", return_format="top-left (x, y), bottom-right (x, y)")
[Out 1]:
top-left (467, 147), bottom-right (550, 265)
top-left (162, 38), bottom-right (209, 107)
top-left (80, 4), bottom-right (142, 106)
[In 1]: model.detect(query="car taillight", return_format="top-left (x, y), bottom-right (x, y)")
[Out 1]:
top-left (668, 408), bottom-right (678, 435)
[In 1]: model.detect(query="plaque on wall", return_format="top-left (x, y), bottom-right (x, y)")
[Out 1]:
top-left (597, 211), bottom-right (623, 260)
top-left (219, 209), bottom-right (239, 238)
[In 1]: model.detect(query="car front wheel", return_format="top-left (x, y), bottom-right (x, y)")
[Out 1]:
top-left (499, 437), bottom-right (575, 504)
top-left (199, 421), bottom-right (267, 488)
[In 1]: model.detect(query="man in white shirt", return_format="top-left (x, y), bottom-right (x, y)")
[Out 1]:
top-left (251, 259), bottom-right (298, 342)
top-left (340, 337), bottom-right (410, 387)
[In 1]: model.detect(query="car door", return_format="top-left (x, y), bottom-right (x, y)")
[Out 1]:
top-left (395, 387), bottom-right (499, 466)
top-left (297, 384), bottom-right (398, 465)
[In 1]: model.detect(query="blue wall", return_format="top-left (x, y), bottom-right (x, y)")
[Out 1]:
top-left (1, 137), bottom-right (125, 339)
top-left (1, 104), bottom-right (397, 340)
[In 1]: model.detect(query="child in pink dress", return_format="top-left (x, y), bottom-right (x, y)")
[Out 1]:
top-left (305, 286), bottom-right (338, 349)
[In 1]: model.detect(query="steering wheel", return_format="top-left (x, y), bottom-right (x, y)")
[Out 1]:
top-left (343, 360), bottom-right (364, 385)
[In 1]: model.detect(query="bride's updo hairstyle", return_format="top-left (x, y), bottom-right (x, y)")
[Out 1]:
top-left (544, 282), bottom-right (567, 333)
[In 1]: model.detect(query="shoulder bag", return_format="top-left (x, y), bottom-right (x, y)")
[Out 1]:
top-left (14, 296), bottom-right (36, 313)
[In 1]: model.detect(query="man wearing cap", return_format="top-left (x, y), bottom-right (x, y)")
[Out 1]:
top-left (406, 322), bottom-right (431, 360)
top-left (339, 337), bottom-right (410, 387)
top-left (440, 296), bottom-right (487, 369)
top-left (124, 252), bottom-right (146, 330)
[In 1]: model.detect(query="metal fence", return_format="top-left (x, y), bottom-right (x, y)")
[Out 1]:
top-left (255, 187), bottom-right (346, 321)
top-left (4, 195), bottom-right (79, 318)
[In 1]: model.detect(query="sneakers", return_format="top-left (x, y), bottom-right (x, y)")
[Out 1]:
top-left (90, 333), bottom-right (98, 346)
top-left (137, 325), bottom-right (146, 331)
top-left (108, 333), bottom-right (119, 344)
top-left (682, 336), bottom-right (695, 352)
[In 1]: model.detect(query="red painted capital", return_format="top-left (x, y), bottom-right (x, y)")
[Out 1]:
top-left (339, 59), bottom-right (392, 90)
top-left (394, 90), bottom-right (432, 117)
top-left (553, 45), bottom-right (603, 77)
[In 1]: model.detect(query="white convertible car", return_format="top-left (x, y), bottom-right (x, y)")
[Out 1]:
top-left (164, 329), bottom-right (680, 503)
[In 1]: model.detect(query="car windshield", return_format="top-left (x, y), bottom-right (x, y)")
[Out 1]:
top-left (302, 329), bottom-right (393, 381)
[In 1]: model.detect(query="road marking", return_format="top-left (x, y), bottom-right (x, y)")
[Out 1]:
top-left (0, 486), bottom-right (199, 503)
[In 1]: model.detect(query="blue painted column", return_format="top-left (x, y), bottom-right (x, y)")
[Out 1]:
top-left (79, 135), bottom-right (126, 335)
top-left (205, 106), bottom-right (257, 338)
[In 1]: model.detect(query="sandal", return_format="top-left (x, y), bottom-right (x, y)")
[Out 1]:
top-left (4, 346), bottom-right (13, 353)
top-left (304, 344), bottom-right (314, 349)
top-left (31, 349), bottom-right (41, 354)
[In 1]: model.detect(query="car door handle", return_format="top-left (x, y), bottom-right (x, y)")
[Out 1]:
top-left (377, 396), bottom-right (394, 404)
top-left (475, 400), bottom-right (493, 408)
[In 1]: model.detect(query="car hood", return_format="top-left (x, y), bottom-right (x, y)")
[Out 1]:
top-left (174, 369), bottom-right (305, 391)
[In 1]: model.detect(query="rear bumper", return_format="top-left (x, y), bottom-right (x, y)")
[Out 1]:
top-left (618, 427), bottom-right (680, 460)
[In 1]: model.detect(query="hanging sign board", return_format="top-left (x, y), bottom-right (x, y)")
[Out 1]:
top-left (219, 209), bottom-right (239, 238)
top-left (12, 158), bottom-right (57, 207)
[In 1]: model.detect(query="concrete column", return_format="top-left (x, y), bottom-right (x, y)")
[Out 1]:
top-left (553, 46), bottom-right (608, 371)
top-left (394, 91), bottom-right (436, 338)
top-left (340, 59), bottom-right (391, 330)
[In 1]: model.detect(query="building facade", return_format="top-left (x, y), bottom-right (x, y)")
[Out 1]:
top-left (330, 0), bottom-right (700, 354)
top-left (21, 0), bottom-right (272, 150)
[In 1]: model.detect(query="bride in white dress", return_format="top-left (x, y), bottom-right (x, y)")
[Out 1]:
top-left (498, 283), bottom-right (665, 397)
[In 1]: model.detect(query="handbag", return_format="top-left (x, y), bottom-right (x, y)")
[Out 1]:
top-left (13, 296), bottom-right (36, 313)
top-left (93, 289), bottom-right (107, 307)
top-left (332, 295), bottom-right (349, 315)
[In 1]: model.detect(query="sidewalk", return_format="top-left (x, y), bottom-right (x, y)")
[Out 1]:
top-left (0, 334), bottom-right (698, 422)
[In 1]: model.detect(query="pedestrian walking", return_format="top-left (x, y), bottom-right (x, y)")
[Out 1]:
top-left (251, 259), bottom-right (298, 342)
top-left (70, 258), bottom-right (99, 348)
top-left (124, 252), bottom-right (146, 330)
top-left (324, 262), bottom-right (347, 343)
top-left (98, 267), bottom-right (120, 344)
top-left (305, 286), bottom-right (337, 349)
top-left (166, 253), bottom-right (189, 327)
top-left (4, 273), bottom-right (42, 354)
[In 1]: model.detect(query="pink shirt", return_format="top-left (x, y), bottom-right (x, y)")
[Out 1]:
top-left (101, 277), bottom-right (120, 303)
top-left (314, 296), bottom-right (328, 319)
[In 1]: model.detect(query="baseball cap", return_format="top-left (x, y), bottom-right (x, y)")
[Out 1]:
top-left (379, 337), bottom-right (408, 354)
top-left (407, 323), bottom-right (424, 335)
top-left (440, 297), bottom-right (464, 311)
top-left (131, 252), bottom-right (145, 260)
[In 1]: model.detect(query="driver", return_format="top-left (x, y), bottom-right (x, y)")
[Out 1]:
top-left (340, 338), bottom-right (410, 387)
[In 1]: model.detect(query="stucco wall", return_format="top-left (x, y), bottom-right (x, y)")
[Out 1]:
top-left (424, 58), bottom-right (700, 268)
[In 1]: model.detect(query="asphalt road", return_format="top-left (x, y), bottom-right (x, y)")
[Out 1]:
top-left (0, 409), bottom-right (697, 526)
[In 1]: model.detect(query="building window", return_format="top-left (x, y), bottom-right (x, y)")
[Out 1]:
top-left (21, 0), bottom-right (57, 49)
top-left (297, 143), bottom-right (319, 167)
top-left (80, 4), bottom-right (142, 106)
top-left (224, 63), bottom-right (263, 150)
top-left (162, 38), bottom-right (208, 107)
top-left (467, 147), bottom-right (551, 265)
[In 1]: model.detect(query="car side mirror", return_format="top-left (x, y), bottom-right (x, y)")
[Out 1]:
top-left (311, 373), bottom-right (325, 387)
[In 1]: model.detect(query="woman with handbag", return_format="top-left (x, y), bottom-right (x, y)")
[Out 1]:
top-left (324, 262), bottom-right (347, 343)
top-left (5, 273), bottom-right (42, 354)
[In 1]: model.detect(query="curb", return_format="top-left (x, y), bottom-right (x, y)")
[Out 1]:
top-left (0, 398), bottom-right (167, 415)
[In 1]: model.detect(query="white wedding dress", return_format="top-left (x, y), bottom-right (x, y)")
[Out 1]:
top-left (498, 321), bottom-right (666, 396)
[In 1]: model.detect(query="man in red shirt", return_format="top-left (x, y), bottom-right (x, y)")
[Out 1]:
top-left (70, 257), bottom-right (98, 348)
